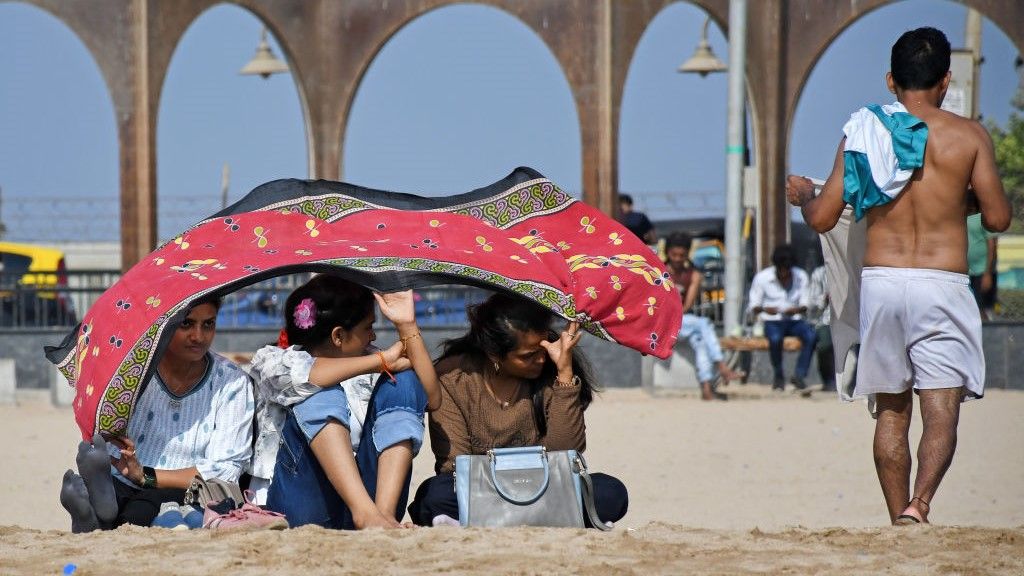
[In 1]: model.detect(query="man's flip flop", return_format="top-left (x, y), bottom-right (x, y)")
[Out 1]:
top-left (894, 514), bottom-right (921, 526)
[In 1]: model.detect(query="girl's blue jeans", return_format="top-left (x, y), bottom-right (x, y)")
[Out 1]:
top-left (266, 370), bottom-right (427, 529)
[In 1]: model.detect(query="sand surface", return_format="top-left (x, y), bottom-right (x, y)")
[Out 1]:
top-left (2, 384), bottom-right (1022, 575)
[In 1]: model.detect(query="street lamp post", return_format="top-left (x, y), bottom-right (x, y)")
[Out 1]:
top-left (678, 2), bottom-right (747, 336)
top-left (722, 0), bottom-right (748, 337)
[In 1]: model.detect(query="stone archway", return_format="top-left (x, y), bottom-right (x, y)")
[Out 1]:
top-left (14, 0), bottom-right (1024, 268)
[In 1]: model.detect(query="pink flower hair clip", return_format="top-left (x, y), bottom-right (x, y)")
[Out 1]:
top-left (293, 298), bottom-right (316, 329)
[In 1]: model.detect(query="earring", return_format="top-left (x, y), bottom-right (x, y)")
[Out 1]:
top-left (493, 361), bottom-right (500, 374)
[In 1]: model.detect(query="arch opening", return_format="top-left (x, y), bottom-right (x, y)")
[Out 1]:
top-left (343, 3), bottom-right (581, 197)
top-left (789, 0), bottom-right (1020, 195)
top-left (618, 1), bottom-right (743, 228)
top-left (157, 3), bottom-right (306, 241)
top-left (0, 2), bottom-right (118, 260)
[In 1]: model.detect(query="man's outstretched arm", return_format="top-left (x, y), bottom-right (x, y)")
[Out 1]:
top-left (786, 139), bottom-right (847, 233)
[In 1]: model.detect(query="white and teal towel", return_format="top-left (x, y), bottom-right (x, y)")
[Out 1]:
top-left (842, 102), bottom-right (928, 221)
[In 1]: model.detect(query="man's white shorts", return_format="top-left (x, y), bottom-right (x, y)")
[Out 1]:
top-left (855, 266), bottom-right (984, 400)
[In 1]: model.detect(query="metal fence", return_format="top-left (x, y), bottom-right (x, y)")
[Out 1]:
top-left (994, 289), bottom-right (1024, 320)
top-left (0, 270), bottom-right (495, 329)
top-left (7, 267), bottom-right (1018, 332)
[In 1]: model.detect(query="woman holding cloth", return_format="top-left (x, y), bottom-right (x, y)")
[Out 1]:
top-left (407, 292), bottom-right (628, 528)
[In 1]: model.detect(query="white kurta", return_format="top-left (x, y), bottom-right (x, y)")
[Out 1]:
top-left (111, 352), bottom-right (255, 486)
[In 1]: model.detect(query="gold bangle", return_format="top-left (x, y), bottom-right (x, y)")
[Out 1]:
top-left (555, 375), bottom-right (580, 388)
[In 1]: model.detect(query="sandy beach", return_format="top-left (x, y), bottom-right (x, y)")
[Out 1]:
top-left (2, 383), bottom-right (1022, 574)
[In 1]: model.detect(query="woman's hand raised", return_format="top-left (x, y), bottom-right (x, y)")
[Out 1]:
top-left (374, 290), bottom-right (440, 410)
top-left (374, 290), bottom-right (416, 329)
top-left (539, 321), bottom-right (583, 381)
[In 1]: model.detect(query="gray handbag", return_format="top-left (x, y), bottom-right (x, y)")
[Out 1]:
top-left (182, 474), bottom-right (245, 509)
top-left (454, 446), bottom-right (611, 530)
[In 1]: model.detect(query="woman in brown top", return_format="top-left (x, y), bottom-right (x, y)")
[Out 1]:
top-left (407, 293), bottom-right (628, 527)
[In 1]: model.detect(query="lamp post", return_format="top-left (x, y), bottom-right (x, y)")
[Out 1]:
top-left (678, 2), bottom-right (747, 336)
top-left (240, 28), bottom-right (289, 79)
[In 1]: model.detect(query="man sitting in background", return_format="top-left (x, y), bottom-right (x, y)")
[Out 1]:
top-left (747, 244), bottom-right (816, 392)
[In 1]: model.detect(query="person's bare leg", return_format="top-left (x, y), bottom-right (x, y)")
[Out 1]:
top-left (700, 381), bottom-right (726, 401)
top-left (898, 387), bottom-right (963, 524)
top-left (716, 361), bottom-right (744, 384)
top-left (374, 440), bottom-right (414, 522)
top-left (308, 421), bottom-right (400, 529)
top-left (873, 390), bottom-right (913, 524)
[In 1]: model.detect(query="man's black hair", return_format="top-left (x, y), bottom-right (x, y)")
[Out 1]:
top-left (664, 231), bottom-right (692, 252)
top-left (891, 27), bottom-right (951, 90)
top-left (618, 193), bottom-right (634, 206)
top-left (771, 244), bottom-right (795, 269)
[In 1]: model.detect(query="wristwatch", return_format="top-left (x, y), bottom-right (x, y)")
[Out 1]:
top-left (141, 466), bottom-right (158, 489)
top-left (555, 375), bottom-right (581, 388)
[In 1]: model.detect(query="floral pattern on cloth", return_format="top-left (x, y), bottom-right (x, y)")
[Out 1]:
top-left (46, 167), bottom-right (681, 439)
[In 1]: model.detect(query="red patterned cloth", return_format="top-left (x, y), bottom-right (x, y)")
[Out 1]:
top-left (46, 168), bottom-right (681, 439)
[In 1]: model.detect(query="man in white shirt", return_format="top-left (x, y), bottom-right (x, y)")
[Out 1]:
top-left (747, 244), bottom-right (817, 391)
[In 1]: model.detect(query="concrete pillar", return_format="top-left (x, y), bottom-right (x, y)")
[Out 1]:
top-left (50, 364), bottom-right (76, 407)
top-left (0, 359), bottom-right (15, 404)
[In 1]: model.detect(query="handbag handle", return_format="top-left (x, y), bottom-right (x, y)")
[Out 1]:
top-left (488, 447), bottom-right (550, 505)
top-left (573, 453), bottom-right (612, 531)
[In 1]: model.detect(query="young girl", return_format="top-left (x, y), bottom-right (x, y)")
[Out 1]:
top-left (248, 274), bottom-right (440, 529)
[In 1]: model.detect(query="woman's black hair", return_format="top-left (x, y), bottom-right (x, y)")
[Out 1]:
top-left (283, 274), bottom-right (374, 350)
top-left (439, 292), bottom-right (601, 434)
top-left (190, 294), bottom-right (223, 311)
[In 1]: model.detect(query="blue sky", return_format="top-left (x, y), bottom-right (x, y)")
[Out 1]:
top-left (0, 0), bottom-right (1019, 242)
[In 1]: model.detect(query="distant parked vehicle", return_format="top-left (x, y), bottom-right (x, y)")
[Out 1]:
top-left (0, 241), bottom-right (77, 327)
top-left (216, 289), bottom-right (284, 328)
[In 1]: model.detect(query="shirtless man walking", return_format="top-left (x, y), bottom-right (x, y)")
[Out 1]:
top-left (786, 27), bottom-right (1010, 525)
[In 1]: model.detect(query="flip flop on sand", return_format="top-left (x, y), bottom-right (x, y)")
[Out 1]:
top-left (894, 496), bottom-right (928, 526)
top-left (893, 514), bottom-right (921, 526)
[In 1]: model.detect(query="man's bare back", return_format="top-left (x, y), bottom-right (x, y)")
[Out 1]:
top-left (863, 105), bottom-right (1005, 272)
top-left (787, 78), bottom-right (1009, 258)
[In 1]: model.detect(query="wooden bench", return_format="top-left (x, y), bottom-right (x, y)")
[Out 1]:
top-left (719, 335), bottom-right (803, 352)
